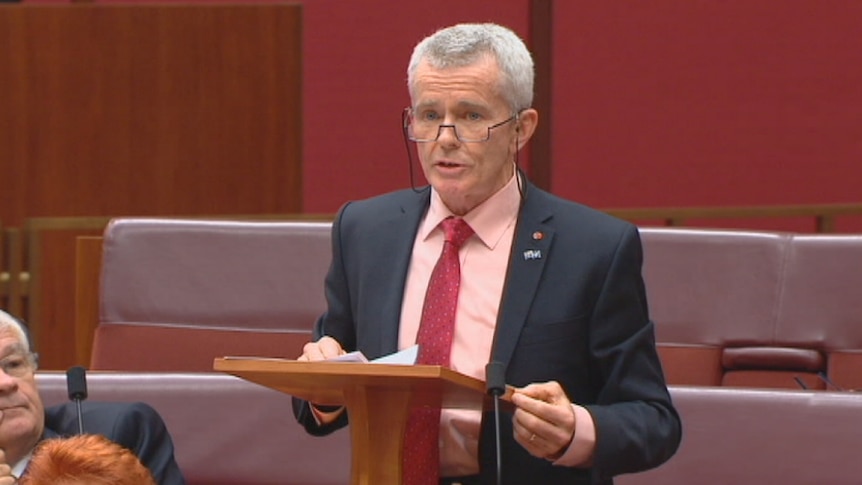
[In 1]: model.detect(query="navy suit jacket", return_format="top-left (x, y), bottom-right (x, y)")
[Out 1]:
top-left (43, 401), bottom-right (185, 485)
top-left (294, 182), bottom-right (681, 484)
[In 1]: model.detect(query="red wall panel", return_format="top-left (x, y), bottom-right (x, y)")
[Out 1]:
top-left (551, 1), bottom-right (862, 216)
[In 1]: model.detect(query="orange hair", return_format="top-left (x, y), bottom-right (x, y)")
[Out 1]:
top-left (20, 434), bottom-right (156, 485)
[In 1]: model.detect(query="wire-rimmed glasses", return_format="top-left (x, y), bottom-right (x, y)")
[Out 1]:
top-left (403, 108), bottom-right (518, 143)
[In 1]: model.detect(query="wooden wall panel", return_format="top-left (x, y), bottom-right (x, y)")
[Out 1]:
top-left (0, 4), bottom-right (302, 226)
top-left (0, 3), bottom-right (302, 368)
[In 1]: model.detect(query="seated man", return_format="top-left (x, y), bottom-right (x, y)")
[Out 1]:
top-left (0, 309), bottom-right (185, 484)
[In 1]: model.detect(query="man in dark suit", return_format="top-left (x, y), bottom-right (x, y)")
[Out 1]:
top-left (0, 310), bottom-right (185, 484)
top-left (293, 23), bottom-right (681, 484)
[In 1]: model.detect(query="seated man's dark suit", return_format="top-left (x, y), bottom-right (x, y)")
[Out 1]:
top-left (43, 401), bottom-right (186, 485)
top-left (293, 181), bottom-right (681, 484)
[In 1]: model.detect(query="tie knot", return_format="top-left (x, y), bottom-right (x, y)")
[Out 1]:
top-left (440, 217), bottom-right (474, 249)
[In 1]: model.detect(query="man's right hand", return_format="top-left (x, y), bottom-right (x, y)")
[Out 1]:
top-left (0, 448), bottom-right (16, 485)
top-left (297, 336), bottom-right (346, 362)
top-left (296, 336), bottom-right (347, 424)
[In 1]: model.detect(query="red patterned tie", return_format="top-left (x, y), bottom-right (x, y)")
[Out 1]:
top-left (402, 217), bottom-right (474, 485)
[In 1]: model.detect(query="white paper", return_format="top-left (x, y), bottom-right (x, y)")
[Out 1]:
top-left (324, 345), bottom-right (419, 365)
top-left (326, 350), bottom-right (369, 363)
top-left (370, 345), bottom-right (418, 365)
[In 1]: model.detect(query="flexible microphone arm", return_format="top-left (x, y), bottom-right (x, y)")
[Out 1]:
top-left (485, 361), bottom-right (506, 485)
top-left (66, 366), bottom-right (88, 434)
top-left (817, 371), bottom-right (847, 391)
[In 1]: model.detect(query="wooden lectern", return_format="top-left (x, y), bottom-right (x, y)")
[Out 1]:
top-left (214, 357), bottom-right (499, 485)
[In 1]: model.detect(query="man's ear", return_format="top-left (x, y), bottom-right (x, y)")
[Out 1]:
top-left (515, 109), bottom-right (539, 148)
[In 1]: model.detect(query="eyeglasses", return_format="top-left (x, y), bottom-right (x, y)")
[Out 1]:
top-left (403, 108), bottom-right (518, 143)
top-left (0, 352), bottom-right (38, 378)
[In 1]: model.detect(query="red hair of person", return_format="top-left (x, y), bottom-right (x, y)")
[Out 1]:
top-left (19, 434), bottom-right (156, 485)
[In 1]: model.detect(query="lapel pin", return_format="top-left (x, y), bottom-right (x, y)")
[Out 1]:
top-left (532, 231), bottom-right (544, 241)
top-left (523, 249), bottom-right (542, 261)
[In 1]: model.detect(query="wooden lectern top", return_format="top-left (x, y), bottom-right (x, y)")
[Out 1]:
top-left (213, 357), bottom-right (501, 410)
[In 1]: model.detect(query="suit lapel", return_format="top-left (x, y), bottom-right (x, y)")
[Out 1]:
top-left (490, 187), bottom-right (554, 368)
top-left (372, 189), bottom-right (430, 356)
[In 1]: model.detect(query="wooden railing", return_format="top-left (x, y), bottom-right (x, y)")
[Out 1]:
top-left (604, 203), bottom-right (862, 233)
top-left (1, 204), bottom-right (862, 369)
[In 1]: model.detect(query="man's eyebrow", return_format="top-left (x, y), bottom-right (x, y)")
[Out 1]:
top-left (413, 101), bottom-right (440, 110)
top-left (413, 101), bottom-right (491, 113)
top-left (0, 343), bottom-right (27, 359)
top-left (454, 101), bottom-right (489, 112)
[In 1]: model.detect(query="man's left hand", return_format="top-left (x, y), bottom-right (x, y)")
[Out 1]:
top-left (511, 381), bottom-right (576, 461)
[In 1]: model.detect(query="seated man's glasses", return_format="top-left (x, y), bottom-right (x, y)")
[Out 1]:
top-left (0, 352), bottom-right (39, 378)
top-left (403, 108), bottom-right (518, 143)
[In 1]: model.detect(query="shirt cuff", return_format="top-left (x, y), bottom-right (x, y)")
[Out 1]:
top-left (550, 404), bottom-right (596, 467)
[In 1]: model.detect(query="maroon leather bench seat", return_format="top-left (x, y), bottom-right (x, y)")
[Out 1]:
top-left (639, 228), bottom-right (798, 386)
top-left (91, 218), bottom-right (332, 371)
top-left (775, 234), bottom-right (862, 391)
top-left (36, 371), bottom-right (350, 485)
top-left (641, 227), bottom-right (862, 390)
top-left (618, 386), bottom-right (862, 485)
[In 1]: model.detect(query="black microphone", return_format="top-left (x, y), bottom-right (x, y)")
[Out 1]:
top-left (66, 366), bottom-right (88, 434)
top-left (485, 361), bottom-right (506, 485)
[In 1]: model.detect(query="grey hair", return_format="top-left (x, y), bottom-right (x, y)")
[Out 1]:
top-left (407, 23), bottom-right (534, 112)
top-left (0, 308), bottom-right (32, 352)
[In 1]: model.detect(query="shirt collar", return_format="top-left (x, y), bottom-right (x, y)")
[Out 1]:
top-left (12, 448), bottom-right (33, 479)
top-left (420, 173), bottom-right (521, 249)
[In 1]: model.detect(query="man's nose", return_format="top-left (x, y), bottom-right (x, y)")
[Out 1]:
top-left (436, 124), bottom-right (461, 145)
top-left (0, 370), bottom-right (19, 391)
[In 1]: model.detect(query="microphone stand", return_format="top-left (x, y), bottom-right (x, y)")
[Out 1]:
top-left (485, 362), bottom-right (506, 485)
top-left (75, 398), bottom-right (84, 434)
